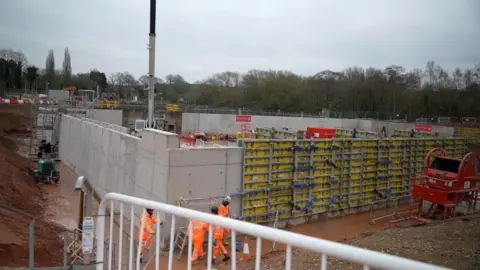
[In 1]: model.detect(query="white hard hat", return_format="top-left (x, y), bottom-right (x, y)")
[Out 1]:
top-left (224, 196), bottom-right (232, 203)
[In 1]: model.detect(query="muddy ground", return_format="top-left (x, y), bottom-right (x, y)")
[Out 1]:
top-left (214, 215), bottom-right (480, 270)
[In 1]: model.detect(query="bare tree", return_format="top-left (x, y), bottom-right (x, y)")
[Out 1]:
top-left (62, 47), bottom-right (72, 84)
top-left (452, 68), bottom-right (463, 90)
top-left (424, 61), bottom-right (437, 89)
top-left (463, 69), bottom-right (473, 88)
top-left (0, 49), bottom-right (27, 64)
top-left (473, 63), bottom-right (480, 85)
top-left (45, 49), bottom-right (55, 83)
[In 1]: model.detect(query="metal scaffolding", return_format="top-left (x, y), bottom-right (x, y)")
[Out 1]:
top-left (28, 102), bottom-right (59, 160)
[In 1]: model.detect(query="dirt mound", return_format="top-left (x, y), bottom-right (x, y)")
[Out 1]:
top-left (0, 135), bottom-right (63, 267)
top-left (0, 110), bottom-right (30, 134)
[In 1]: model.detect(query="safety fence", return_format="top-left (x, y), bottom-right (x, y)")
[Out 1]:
top-left (95, 192), bottom-right (449, 270)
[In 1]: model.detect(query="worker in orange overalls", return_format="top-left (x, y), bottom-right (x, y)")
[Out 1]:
top-left (138, 208), bottom-right (162, 261)
top-left (218, 196), bottom-right (231, 245)
top-left (212, 206), bottom-right (231, 264)
top-left (190, 218), bottom-right (209, 265)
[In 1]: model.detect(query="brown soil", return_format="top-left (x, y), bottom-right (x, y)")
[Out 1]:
top-left (0, 109), bottom-right (30, 134)
top-left (0, 113), bottom-right (63, 267)
top-left (221, 215), bottom-right (480, 270)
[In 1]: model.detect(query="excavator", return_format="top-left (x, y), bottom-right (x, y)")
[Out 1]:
top-left (62, 86), bottom-right (77, 93)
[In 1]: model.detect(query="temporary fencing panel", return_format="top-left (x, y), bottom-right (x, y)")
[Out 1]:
top-left (240, 137), bottom-right (468, 223)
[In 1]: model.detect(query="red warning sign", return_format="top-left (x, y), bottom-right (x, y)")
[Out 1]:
top-left (236, 115), bottom-right (252, 122)
top-left (415, 124), bottom-right (433, 132)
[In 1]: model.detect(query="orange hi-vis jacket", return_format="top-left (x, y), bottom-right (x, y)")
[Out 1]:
top-left (218, 204), bottom-right (230, 218)
top-left (189, 220), bottom-right (209, 240)
top-left (213, 225), bottom-right (230, 240)
top-left (138, 212), bottom-right (158, 238)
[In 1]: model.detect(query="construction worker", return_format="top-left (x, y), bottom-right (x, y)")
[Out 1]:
top-left (190, 218), bottom-right (209, 265)
top-left (218, 196), bottom-right (231, 245)
top-left (211, 206), bottom-right (231, 264)
top-left (138, 208), bottom-right (162, 261)
top-left (219, 196), bottom-right (231, 218)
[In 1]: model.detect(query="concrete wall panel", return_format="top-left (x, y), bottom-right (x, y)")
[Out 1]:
top-left (59, 115), bottom-right (177, 248)
top-left (86, 109), bottom-right (123, 126)
top-left (167, 147), bottom-right (243, 218)
top-left (59, 114), bottom-right (141, 199)
top-left (182, 113), bottom-right (349, 134)
top-left (181, 113), bottom-right (200, 132)
top-left (182, 113), bottom-right (456, 137)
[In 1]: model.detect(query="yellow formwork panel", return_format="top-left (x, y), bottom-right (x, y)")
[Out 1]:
top-left (243, 182), bottom-right (268, 190)
top-left (271, 203), bottom-right (291, 212)
top-left (244, 165), bottom-right (269, 173)
top-left (244, 198), bottom-right (267, 207)
top-left (273, 156), bottom-right (294, 163)
top-left (244, 173), bottom-right (268, 182)
top-left (272, 171), bottom-right (293, 179)
top-left (245, 141), bottom-right (269, 149)
top-left (245, 157), bottom-right (269, 164)
top-left (455, 127), bottom-right (480, 143)
top-left (270, 188), bottom-right (291, 196)
top-left (245, 149), bottom-right (269, 156)
top-left (241, 137), bottom-right (468, 222)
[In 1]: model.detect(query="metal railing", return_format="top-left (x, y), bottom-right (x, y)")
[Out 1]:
top-left (95, 192), bottom-right (450, 270)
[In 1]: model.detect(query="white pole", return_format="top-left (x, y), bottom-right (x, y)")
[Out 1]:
top-left (147, 0), bottom-right (156, 128)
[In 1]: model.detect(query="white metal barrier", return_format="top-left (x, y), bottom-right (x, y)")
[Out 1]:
top-left (95, 193), bottom-right (450, 270)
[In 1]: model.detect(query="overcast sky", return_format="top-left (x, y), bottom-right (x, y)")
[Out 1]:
top-left (1, 0), bottom-right (479, 82)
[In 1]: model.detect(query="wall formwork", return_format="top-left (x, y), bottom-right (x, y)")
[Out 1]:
top-left (239, 137), bottom-right (468, 224)
top-left (454, 126), bottom-right (480, 144)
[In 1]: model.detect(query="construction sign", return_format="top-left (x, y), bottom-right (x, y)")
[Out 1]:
top-left (166, 104), bottom-right (179, 112)
top-left (236, 115), bottom-right (252, 122)
top-left (82, 217), bottom-right (94, 254)
top-left (415, 124), bottom-right (433, 132)
top-left (241, 123), bottom-right (251, 131)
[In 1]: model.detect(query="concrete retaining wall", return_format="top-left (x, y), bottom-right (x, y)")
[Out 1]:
top-left (182, 113), bottom-right (456, 137)
top-left (59, 114), bottom-right (140, 199)
top-left (85, 109), bottom-right (123, 126)
top-left (83, 118), bottom-right (129, 134)
top-left (167, 147), bottom-right (243, 219)
top-left (58, 114), bottom-right (242, 248)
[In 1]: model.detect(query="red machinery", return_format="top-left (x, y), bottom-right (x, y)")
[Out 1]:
top-left (410, 148), bottom-right (480, 223)
top-left (180, 131), bottom-right (208, 146)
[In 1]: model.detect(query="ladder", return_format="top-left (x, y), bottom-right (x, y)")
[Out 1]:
top-left (269, 211), bottom-right (280, 252)
top-left (174, 227), bottom-right (188, 260)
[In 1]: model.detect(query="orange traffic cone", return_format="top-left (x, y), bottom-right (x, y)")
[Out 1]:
top-left (242, 236), bottom-right (250, 261)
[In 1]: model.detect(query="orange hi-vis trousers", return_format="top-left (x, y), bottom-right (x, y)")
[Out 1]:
top-left (140, 233), bottom-right (153, 253)
top-left (138, 211), bottom-right (158, 254)
top-left (190, 220), bottom-right (209, 263)
top-left (213, 225), bottom-right (229, 259)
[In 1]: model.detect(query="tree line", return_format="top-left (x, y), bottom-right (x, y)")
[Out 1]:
top-left (0, 48), bottom-right (479, 118)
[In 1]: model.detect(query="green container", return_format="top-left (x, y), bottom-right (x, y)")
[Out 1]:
top-left (37, 159), bottom-right (44, 171)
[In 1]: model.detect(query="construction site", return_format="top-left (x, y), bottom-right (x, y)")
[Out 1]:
top-left (1, 86), bottom-right (480, 269)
